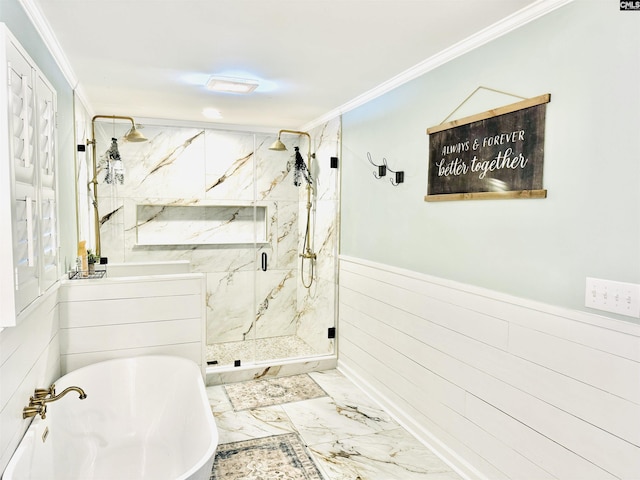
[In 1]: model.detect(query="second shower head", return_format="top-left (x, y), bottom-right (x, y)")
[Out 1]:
top-left (268, 129), bottom-right (312, 153)
top-left (268, 137), bottom-right (287, 151)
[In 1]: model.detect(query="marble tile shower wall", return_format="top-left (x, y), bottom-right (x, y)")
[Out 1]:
top-left (296, 119), bottom-right (340, 355)
top-left (94, 118), bottom-right (340, 362)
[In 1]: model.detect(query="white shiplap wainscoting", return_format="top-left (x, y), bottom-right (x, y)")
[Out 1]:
top-left (58, 273), bottom-right (206, 375)
top-left (0, 268), bottom-right (206, 474)
top-left (0, 287), bottom-right (60, 473)
top-left (337, 256), bottom-right (640, 480)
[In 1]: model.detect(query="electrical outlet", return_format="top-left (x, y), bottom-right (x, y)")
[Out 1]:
top-left (585, 277), bottom-right (640, 318)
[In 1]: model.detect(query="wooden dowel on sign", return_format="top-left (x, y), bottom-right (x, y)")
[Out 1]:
top-left (424, 189), bottom-right (548, 202)
top-left (427, 94), bottom-right (551, 135)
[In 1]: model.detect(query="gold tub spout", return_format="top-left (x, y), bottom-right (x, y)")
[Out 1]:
top-left (37, 386), bottom-right (87, 404)
top-left (23, 385), bottom-right (87, 419)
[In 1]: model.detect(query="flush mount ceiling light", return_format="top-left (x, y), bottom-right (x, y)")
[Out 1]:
top-left (205, 75), bottom-right (259, 94)
top-left (202, 108), bottom-right (223, 119)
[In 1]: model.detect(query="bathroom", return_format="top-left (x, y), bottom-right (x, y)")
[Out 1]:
top-left (1, 0), bottom-right (639, 479)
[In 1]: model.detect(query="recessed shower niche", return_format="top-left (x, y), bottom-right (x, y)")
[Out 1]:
top-left (135, 203), bottom-right (268, 245)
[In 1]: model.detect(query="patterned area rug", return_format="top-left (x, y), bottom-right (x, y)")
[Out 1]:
top-left (224, 374), bottom-right (327, 411)
top-left (211, 433), bottom-right (323, 480)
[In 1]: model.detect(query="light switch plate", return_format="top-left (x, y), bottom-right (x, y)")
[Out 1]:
top-left (585, 277), bottom-right (640, 318)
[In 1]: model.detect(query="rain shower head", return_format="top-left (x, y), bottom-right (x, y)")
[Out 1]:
top-left (124, 125), bottom-right (148, 142)
top-left (269, 129), bottom-right (313, 161)
top-left (268, 137), bottom-right (287, 151)
top-left (269, 129), bottom-right (312, 153)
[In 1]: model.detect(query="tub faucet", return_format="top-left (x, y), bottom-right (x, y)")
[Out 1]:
top-left (37, 385), bottom-right (87, 403)
top-left (23, 384), bottom-right (87, 419)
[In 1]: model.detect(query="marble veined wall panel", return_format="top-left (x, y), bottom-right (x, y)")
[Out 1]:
top-left (255, 134), bottom-right (302, 202)
top-left (273, 200), bottom-right (300, 270)
top-left (95, 118), bottom-right (340, 362)
top-left (255, 269), bottom-right (298, 339)
top-left (314, 198), bottom-right (339, 281)
top-left (96, 124), bottom-right (207, 200)
top-left (206, 270), bottom-right (255, 344)
top-left (312, 117), bottom-right (341, 203)
top-left (297, 276), bottom-right (336, 355)
top-left (119, 196), bottom-right (258, 273)
top-left (204, 130), bottom-right (255, 202)
top-left (295, 117), bottom-right (341, 355)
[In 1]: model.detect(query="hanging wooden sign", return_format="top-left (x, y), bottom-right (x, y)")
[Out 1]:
top-left (425, 94), bottom-right (550, 202)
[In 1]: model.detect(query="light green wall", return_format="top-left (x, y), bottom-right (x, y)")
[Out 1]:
top-left (1, 0), bottom-right (76, 271)
top-left (341, 0), bottom-right (640, 322)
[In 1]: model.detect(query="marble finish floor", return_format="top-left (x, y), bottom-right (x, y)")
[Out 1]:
top-left (207, 370), bottom-right (463, 480)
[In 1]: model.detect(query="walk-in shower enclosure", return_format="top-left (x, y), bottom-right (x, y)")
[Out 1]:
top-left (85, 118), bottom-right (340, 368)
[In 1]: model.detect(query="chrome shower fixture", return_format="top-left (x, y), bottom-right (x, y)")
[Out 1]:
top-left (86, 115), bottom-right (148, 256)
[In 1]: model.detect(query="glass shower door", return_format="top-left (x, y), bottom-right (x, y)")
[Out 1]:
top-left (203, 121), bottom-right (341, 369)
top-left (203, 130), bottom-right (260, 368)
top-left (251, 123), bottom-right (340, 365)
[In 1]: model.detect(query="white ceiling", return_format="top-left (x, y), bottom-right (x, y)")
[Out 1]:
top-left (29, 0), bottom-right (541, 131)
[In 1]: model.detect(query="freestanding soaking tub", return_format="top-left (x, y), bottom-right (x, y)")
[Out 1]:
top-left (4, 356), bottom-right (218, 480)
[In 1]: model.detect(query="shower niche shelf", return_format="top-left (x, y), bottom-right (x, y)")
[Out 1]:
top-left (135, 203), bottom-right (268, 246)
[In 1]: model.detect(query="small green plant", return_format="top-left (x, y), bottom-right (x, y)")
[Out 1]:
top-left (87, 249), bottom-right (99, 265)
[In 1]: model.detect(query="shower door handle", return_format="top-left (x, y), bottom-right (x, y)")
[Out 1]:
top-left (261, 252), bottom-right (267, 271)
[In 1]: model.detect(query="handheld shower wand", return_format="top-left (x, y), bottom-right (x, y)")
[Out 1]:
top-left (293, 146), bottom-right (313, 187)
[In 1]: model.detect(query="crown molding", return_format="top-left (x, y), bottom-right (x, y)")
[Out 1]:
top-left (18, 0), bottom-right (573, 132)
top-left (302, 0), bottom-right (575, 131)
top-left (133, 117), bottom-right (279, 135)
top-left (18, 0), bottom-right (93, 113)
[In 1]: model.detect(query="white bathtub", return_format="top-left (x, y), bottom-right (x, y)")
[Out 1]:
top-left (4, 356), bottom-right (218, 480)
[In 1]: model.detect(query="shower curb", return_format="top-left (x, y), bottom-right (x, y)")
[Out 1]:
top-left (205, 355), bottom-right (337, 386)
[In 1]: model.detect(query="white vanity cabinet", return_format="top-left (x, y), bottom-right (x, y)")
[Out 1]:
top-left (1, 24), bottom-right (59, 326)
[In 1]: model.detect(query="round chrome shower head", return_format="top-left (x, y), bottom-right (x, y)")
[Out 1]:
top-left (268, 138), bottom-right (287, 151)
